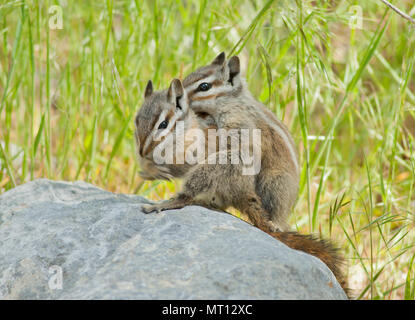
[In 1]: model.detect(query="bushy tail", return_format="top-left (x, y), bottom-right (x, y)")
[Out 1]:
top-left (267, 230), bottom-right (350, 298)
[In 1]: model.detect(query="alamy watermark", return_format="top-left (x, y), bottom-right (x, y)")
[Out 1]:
top-left (48, 5), bottom-right (63, 30)
top-left (48, 265), bottom-right (63, 290)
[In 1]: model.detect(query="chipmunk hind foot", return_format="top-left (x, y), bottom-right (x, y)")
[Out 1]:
top-left (255, 173), bottom-right (298, 231)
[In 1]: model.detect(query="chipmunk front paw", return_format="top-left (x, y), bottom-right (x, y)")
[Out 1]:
top-left (141, 200), bottom-right (173, 214)
top-left (141, 203), bottom-right (161, 214)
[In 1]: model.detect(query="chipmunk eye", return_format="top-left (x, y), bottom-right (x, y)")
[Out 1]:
top-left (158, 120), bottom-right (168, 129)
top-left (198, 82), bottom-right (211, 92)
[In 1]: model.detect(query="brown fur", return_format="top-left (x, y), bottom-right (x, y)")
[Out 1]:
top-left (263, 229), bottom-right (350, 297)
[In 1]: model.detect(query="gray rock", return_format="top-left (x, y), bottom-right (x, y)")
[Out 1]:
top-left (0, 179), bottom-right (347, 299)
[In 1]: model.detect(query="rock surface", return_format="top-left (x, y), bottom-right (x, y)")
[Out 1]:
top-left (0, 179), bottom-right (347, 299)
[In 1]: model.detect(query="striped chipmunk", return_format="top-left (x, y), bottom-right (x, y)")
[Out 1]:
top-left (181, 52), bottom-right (300, 232)
top-left (134, 78), bottom-right (348, 294)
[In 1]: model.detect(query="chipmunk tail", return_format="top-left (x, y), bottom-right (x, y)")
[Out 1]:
top-left (269, 230), bottom-right (351, 298)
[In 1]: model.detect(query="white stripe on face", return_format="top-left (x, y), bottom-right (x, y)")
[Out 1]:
top-left (142, 109), bottom-right (183, 158)
top-left (142, 109), bottom-right (167, 156)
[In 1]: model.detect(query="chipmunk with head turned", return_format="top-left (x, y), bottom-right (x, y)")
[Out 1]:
top-left (180, 52), bottom-right (300, 232)
top-left (134, 78), bottom-right (348, 295)
top-left (135, 78), bottom-right (203, 181)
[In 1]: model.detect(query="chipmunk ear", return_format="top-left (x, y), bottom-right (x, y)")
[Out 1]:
top-left (211, 52), bottom-right (226, 66)
top-left (144, 80), bottom-right (153, 98)
top-left (227, 56), bottom-right (240, 86)
top-left (168, 78), bottom-right (188, 113)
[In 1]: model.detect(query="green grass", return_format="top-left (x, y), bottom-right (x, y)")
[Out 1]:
top-left (1, 0), bottom-right (415, 299)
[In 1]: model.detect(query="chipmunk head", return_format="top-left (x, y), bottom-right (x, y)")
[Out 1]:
top-left (135, 78), bottom-right (189, 160)
top-left (183, 52), bottom-right (243, 109)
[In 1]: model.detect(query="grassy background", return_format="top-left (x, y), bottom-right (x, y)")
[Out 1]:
top-left (1, 0), bottom-right (415, 299)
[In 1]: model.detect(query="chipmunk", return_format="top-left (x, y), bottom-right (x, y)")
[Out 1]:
top-left (180, 52), bottom-right (300, 232)
top-left (134, 78), bottom-right (348, 295)
top-left (135, 79), bottom-right (216, 181)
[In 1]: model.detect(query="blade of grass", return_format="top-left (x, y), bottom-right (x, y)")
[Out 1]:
top-left (192, 0), bottom-right (207, 69)
top-left (104, 114), bottom-right (132, 181)
top-left (229, 0), bottom-right (276, 56)
top-left (0, 3), bottom-right (25, 116)
top-left (45, 2), bottom-right (52, 177)
top-left (365, 156), bottom-right (374, 299)
top-left (34, 113), bottom-right (46, 157)
top-left (404, 253), bottom-right (415, 300)
top-left (0, 142), bottom-right (16, 187)
top-left (27, 2), bottom-right (35, 180)
top-left (294, 0), bottom-right (313, 231)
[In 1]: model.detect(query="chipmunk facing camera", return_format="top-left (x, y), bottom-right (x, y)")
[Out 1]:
top-left (182, 52), bottom-right (300, 232)
top-left (134, 78), bottom-right (348, 295)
